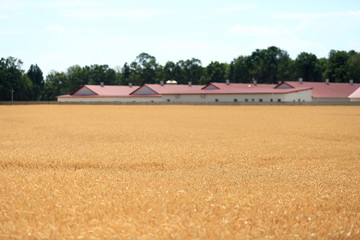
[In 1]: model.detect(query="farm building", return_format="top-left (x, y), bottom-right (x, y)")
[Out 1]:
top-left (57, 80), bottom-right (313, 103)
top-left (57, 84), bottom-right (161, 103)
top-left (275, 80), bottom-right (360, 102)
top-left (348, 87), bottom-right (360, 102)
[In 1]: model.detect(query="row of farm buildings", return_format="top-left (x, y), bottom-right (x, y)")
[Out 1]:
top-left (57, 80), bottom-right (360, 103)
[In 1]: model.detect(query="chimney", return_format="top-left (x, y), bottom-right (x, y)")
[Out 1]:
top-left (129, 82), bottom-right (132, 88)
top-left (298, 77), bottom-right (303, 84)
top-left (100, 82), bottom-right (104, 87)
top-left (226, 79), bottom-right (230, 85)
top-left (188, 81), bottom-right (192, 87)
top-left (160, 81), bottom-right (164, 86)
top-left (325, 79), bottom-right (329, 85)
top-left (350, 79), bottom-right (354, 85)
top-left (253, 79), bottom-right (257, 86)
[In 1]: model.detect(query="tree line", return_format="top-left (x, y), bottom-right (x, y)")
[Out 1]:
top-left (1, 46), bottom-right (360, 101)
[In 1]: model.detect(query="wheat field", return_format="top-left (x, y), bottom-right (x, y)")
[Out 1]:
top-left (0, 105), bottom-right (359, 239)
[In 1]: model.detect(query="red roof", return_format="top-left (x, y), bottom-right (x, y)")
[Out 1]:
top-left (58, 81), bottom-right (358, 99)
top-left (204, 82), bottom-right (275, 89)
top-left (349, 87), bottom-right (360, 99)
top-left (131, 83), bottom-right (311, 95)
top-left (277, 81), bottom-right (360, 99)
top-left (59, 85), bottom-right (140, 98)
top-left (130, 84), bottom-right (205, 95)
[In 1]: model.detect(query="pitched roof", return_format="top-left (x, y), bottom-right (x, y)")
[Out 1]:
top-left (348, 87), bottom-right (360, 99)
top-left (130, 83), bottom-right (311, 95)
top-left (59, 85), bottom-right (139, 98)
top-left (204, 82), bottom-right (275, 90)
top-left (276, 81), bottom-right (360, 99)
top-left (130, 84), bottom-right (205, 95)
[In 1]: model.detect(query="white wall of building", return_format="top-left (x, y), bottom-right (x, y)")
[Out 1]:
top-left (58, 90), bottom-right (312, 103)
top-left (162, 91), bottom-right (311, 103)
top-left (58, 97), bottom-right (161, 103)
top-left (283, 90), bottom-right (312, 102)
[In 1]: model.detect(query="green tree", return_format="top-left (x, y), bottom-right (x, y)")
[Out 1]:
top-left (42, 71), bottom-right (67, 100)
top-left (0, 57), bottom-right (32, 101)
top-left (229, 56), bottom-right (252, 83)
top-left (65, 65), bottom-right (85, 93)
top-left (134, 52), bottom-right (158, 85)
top-left (248, 46), bottom-right (293, 84)
top-left (326, 50), bottom-right (349, 82)
top-left (201, 61), bottom-right (227, 84)
top-left (295, 52), bottom-right (322, 82)
top-left (120, 63), bottom-right (131, 85)
top-left (346, 52), bottom-right (360, 82)
top-left (27, 64), bottom-right (44, 100)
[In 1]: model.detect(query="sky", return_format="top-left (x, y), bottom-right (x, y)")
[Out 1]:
top-left (1, 0), bottom-right (360, 76)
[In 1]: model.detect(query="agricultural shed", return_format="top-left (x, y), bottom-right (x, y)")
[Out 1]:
top-left (348, 87), bottom-right (360, 102)
top-left (275, 80), bottom-right (360, 101)
top-left (57, 85), bottom-right (161, 103)
top-left (131, 82), bottom-right (312, 103)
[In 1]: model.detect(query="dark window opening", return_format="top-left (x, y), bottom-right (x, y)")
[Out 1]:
top-left (234, 99), bottom-right (238, 102)
top-left (278, 99), bottom-right (281, 102)
top-left (259, 99), bottom-right (263, 102)
top-left (167, 99), bottom-right (170, 102)
top-left (245, 99), bottom-right (248, 102)
top-left (215, 99), bottom-right (219, 102)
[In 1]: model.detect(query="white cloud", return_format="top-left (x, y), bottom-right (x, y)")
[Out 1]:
top-left (214, 4), bottom-right (255, 13)
top-left (61, 8), bottom-right (172, 20)
top-left (47, 0), bottom-right (103, 8)
top-left (277, 10), bottom-right (360, 20)
top-left (229, 25), bottom-right (291, 37)
top-left (277, 10), bottom-right (360, 31)
top-left (44, 25), bottom-right (66, 33)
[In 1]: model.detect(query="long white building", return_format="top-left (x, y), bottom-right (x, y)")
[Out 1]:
top-left (57, 81), bottom-right (313, 103)
top-left (57, 80), bottom-right (359, 103)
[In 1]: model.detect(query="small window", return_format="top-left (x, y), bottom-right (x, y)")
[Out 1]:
top-left (278, 99), bottom-right (281, 102)
top-left (167, 99), bottom-right (170, 102)
top-left (234, 99), bottom-right (238, 102)
top-left (215, 99), bottom-right (219, 102)
top-left (298, 98), bottom-right (301, 102)
top-left (259, 99), bottom-right (263, 102)
top-left (245, 99), bottom-right (248, 102)
top-left (270, 99), bottom-right (273, 102)
top-left (252, 98), bottom-right (255, 102)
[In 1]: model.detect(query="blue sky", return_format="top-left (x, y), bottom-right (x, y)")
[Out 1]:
top-left (1, 0), bottom-right (359, 75)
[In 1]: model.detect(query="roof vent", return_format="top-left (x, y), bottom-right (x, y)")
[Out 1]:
top-left (325, 79), bottom-right (329, 85)
top-left (129, 82), bottom-right (132, 88)
top-left (350, 79), bottom-right (354, 85)
top-left (188, 81), bottom-right (192, 87)
top-left (160, 81), bottom-right (164, 86)
top-left (100, 82), bottom-right (104, 87)
top-left (226, 79), bottom-right (230, 85)
top-left (299, 77), bottom-right (303, 84)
